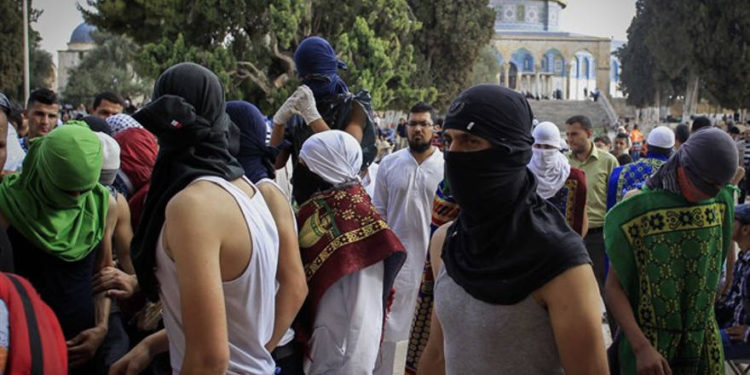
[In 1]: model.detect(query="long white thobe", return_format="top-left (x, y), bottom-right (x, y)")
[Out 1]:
top-left (305, 262), bottom-right (385, 375)
top-left (372, 148), bottom-right (444, 375)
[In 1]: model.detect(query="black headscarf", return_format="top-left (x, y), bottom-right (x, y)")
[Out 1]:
top-left (82, 115), bottom-right (114, 136)
top-left (646, 127), bottom-right (737, 196)
top-left (131, 62), bottom-right (245, 301)
top-left (225, 101), bottom-right (278, 183)
top-left (441, 84), bottom-right (591, 305)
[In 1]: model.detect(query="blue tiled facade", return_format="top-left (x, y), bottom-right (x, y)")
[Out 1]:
top-left (491, 0), bottom-right (564, 32)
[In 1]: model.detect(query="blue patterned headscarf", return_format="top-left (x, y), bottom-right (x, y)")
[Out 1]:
top-left (294, 36), bottom-right (349, 98)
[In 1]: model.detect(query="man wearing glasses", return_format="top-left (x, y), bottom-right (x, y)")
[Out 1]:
top-left (373, 102), bottom-right (444, 375)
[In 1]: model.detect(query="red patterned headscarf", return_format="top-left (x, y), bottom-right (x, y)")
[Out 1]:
top-left (115, 128), bottom-right (158, 191)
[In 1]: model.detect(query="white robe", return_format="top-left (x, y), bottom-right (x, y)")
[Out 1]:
top-left (372, 148), bottom-right (444, 375)
top-left (305, 262), bottom-right (385, 375)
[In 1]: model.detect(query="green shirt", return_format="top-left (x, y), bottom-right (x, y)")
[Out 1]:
top-left (568, 143), bottom-right (618, 228)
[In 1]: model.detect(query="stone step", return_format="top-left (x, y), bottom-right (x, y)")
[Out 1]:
top-left (529, 100), bottom-right (612, 135)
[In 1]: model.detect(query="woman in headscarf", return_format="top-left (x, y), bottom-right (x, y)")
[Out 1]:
top-left (528, 121), bottom-right (588, 236)
top-left (110, 62), bottom-right (280, 375)
top-left (227, 100), bottom-right (308, 374)
top-left (114, 127), bottom-right (158, 227)
top-left (269, 36), bottom-right (377, 206)
top-left (0, 123), bottom-right (115, 373)
top-left (417, 85), bottom-right (607, 374)
top-left (605, 128), bottom-right (738, 375)
top-left (294, 130), bottom-right (405, 375)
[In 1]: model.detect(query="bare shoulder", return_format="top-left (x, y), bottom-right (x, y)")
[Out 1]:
top-left (535, 264), bottom-right (597, 307)
top-left (165, 181), bottom-right (230, 221)
top-left (429, 222), bottom-right (452, 277)
top-left (256, 181), bottom-right (287, 207)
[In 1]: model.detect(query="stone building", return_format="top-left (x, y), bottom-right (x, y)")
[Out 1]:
top-left (490, 0), bottom-right (623, 100)
top-left (57, 23), bottom-right (96, 94)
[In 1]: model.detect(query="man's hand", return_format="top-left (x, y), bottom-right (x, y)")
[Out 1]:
top-left (68, 326), bottom-right (107, 368)
top-left (292, 85), bottom-right (322, 125)
top-left (93, 266), bottom-right (138, 299)
top-left (634, 343), bottom-right (672, 375)
top-left (108, 339), bottom-right (153, 375)
top-left (272, 86), bottom-right (308, 125)
top-left (727, 325), bottom-right (749, 341)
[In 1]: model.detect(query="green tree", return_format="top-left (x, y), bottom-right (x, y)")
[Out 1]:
top-left (63, 31), bottom-right (153, 107)
top-left (693, 0), bottom-right (750, 110)
top-left (408, 0), bottom-right (495, 107)
top-left (469, 45), bottom-right (501, 86)
top-left (617, 0), bottom-right (662, 108)
top-left (0, 0), bottom-right (53, 100)
top-left (83, 0), bottom-right (436, 111)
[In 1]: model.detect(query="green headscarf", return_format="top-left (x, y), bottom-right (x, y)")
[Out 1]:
top-left (0, 122), bottom-right (109, 261)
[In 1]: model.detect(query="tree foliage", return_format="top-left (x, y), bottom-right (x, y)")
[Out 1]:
top-left (469, 45), bottom-right (501, 86)
top-left (83, 0), bottom-right (492, 111)
top-left (63, 31), bottom-right (153, 107)
top-left (0, 0), bottom-right (53, 100)
top-left (408, 0), bottom-right (495, 107)
top-left (619, 0), bottom-right (750, 111)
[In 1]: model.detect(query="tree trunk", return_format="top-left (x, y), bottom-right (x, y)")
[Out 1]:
top-left (683, 68), bottom-right (700, 121)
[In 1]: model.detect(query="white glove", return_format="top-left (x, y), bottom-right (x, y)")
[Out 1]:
top-left (292, 85), bottom-right (322, 125)
top-left (272, 86), bottom-right (307, 125)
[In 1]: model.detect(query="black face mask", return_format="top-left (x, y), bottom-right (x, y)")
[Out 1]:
top-left (444, 147), bottom-right (529, 224)
top-left (292, 163), bottom-right (334, 205)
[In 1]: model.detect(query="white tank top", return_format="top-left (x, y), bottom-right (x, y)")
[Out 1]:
top-left (156, 176), bottom-right (279, 375)
top-left (256, 178), bottom-right (295, 347)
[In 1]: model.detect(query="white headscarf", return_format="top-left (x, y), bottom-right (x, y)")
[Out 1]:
top-left (528, 121), bottom-right (571, 199)
top-left (299, 130), bottom-right (362, 185)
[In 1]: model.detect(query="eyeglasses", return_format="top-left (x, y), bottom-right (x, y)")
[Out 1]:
top-left (407, 120), bottom-right (433, 128)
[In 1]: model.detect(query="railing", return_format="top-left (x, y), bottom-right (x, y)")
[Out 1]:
top-left (599, 94), bottom-right (619, 130)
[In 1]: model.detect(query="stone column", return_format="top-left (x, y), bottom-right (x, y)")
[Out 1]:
top-left (535, 71), bottom-right (541, 97)
top-left (504, 66), bottom-right (510, 89)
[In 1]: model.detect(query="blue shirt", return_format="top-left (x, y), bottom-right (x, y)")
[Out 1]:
top-left (606, 153), bottom-right (669, 210)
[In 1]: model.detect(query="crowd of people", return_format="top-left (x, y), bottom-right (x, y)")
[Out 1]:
top-left (0, 34), bottom-right (748, 375)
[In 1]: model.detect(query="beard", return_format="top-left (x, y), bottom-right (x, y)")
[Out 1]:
top-left (408, 138), bottom-right (432, 153)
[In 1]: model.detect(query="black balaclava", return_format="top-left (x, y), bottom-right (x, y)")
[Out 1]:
top-left (131, 62), bottom-right (245, 301)
top-left (441, 84), bottom-right (590, 305)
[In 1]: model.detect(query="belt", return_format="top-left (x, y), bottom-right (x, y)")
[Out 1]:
top-left (588, 227), bottom-right (604, 233)
top-left (272, 341), bottom-right (297, 361)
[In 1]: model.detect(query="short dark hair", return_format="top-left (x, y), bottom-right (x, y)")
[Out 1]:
top-left (729, 126), bottom-right (741, 135)
top-left (692, 116), bottom-right (712, 133)
top-left (27, 88), bottom-right (58, 109)
top-left (617, 153), bottom-right (633, 165)
top-left (615, 132), bottom-right (630, 141)
top-left (648, 145), bottom-right (672, 157)
top-left (675, 124), bottom-right (690, 143)
top-left (565, 115), bottom-right (592, 131)
top-left (409, 102), bottom-right (435, 120)
top-left (93, 91), bottom-right (125, 109)
top-left (594, 135), bottom-right (611, 146)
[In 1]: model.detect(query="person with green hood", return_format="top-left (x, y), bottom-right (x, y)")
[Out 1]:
top-left (0, 121), bottom-right (114, 373)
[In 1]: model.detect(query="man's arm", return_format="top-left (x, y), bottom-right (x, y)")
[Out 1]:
top-left (257, 183), bottom-right (308, 351)
top-left (372, 158), bottom-right (389, 218)
top-left (166, 187), bottom-right (230, 375)
top-left (69, 195), bottom-right (116, 368)
top-left (605, 267), bottom-right (671, 375)
top-left (417, 224), bottom-right (450, 375)
top-left (114, 194), bottom-right (135, 274)
top-left (109, 329), bottom-right (169, 375)
top-left (536, 264), bottom-right (608, 375)
top-left (270, 122), bottom-right (291, 170)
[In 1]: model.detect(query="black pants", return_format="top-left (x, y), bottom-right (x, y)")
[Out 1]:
top-left (273, 341), bottom-right (304, 375)
top-left (584, 227), bottom-right (606, 293)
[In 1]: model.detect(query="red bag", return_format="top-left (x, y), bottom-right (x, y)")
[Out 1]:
top-left (0, 273), bottom-right (67, 374)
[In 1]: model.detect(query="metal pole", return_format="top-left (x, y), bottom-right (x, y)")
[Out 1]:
top-left (23, 0), bottom-right (30, 102)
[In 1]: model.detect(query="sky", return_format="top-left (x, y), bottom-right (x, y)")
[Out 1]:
top-left (35, 0), bottom-right (637, 67)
